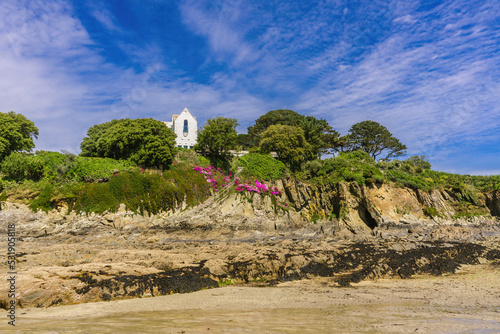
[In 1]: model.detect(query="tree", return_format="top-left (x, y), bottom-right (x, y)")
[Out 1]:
top-left (0, 111), bottom-right (39, 161)
top-left (323, 133), bottom-right (348, 155)
top-left (248, 109), bottom-right (338, 157)
top-left (259, 124), bottom-right (314, 171)
top-left (80, 118), bottom-right (176, 168)
top-left (236, 133), bottom-right (252, 150)
top-left (301, 116), bottom-right (340, 157)
top-left (80, 119), bottom-right (119, 157)
top-left (194, 117), bottom-right (238, 166)
top-left (347, 120), bottom-right (407, 160)
top-left (247, 109), bottom-right (304, 147)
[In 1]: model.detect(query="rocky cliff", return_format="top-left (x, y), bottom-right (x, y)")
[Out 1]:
top-left (183, 178), bottom-right (500, 237)
top-left (1, 180), bottom-right (500, 309)
top-left (276, 179), bottom-right (500, 233)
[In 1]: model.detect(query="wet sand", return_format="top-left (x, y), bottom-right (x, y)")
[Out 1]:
top-left (3, 264), bottom-right (499, 333)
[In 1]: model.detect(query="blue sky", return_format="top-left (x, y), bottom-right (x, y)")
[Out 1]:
top-left (0, 0), bottom-right (499, 174)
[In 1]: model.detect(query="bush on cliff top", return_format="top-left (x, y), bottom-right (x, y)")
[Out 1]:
top-left (315, 151), bottom-right (384, 185)
top-left (63, 163), bottom-right (212, 215)
top-left (232, 153), bottom-right (286, 181)
top-left (0, 152), bottom-right (45, 181)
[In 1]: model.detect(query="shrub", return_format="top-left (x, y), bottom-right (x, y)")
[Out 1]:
top-left (64, 164), bottom-right (212, 215)
top-left (174, 148), bottom-right (211, 167)
top-left (35, 151), bottom-right (76, 180)
top-left (303, 160), bottom-right (323, 177)
top-left (66, 157), bottom-right (134, 182)
top-left (406, 155), bottom-right (432, 170)
top-left (29, 182), bottom-right (56, 212)
top-left (423, 206), bottom-right (440, 218)
top-left (317, 151), bottom-right (382, 185)
top-left (385, 169), bottom-right (432, 191)
top-left (0, 152), bottom-right (45, 181)
top-left (376, 159), bottom-right (403, 170)
top-left (66, 182), bottom-right (116, 214)
top-left (233, 153), bottom-right (286, 181)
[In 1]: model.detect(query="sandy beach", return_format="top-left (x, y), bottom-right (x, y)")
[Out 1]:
top-left (2, 264), bottom-right (499, 333)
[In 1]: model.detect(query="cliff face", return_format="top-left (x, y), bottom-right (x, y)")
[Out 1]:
top-left (214, 179), bottom-right (499, 235)
top-left (2, 179), bottom-right (498, 237)
top-left (1, 182), bottom-right (499, 308)
top-left (485, 191), bottom-right (500, 217)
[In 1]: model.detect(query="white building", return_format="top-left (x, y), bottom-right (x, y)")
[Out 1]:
top-left (164, 107), bottom-right (198, 148)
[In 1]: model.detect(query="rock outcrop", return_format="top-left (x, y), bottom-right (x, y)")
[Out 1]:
top-left (1, 182), bottom-right (499, 309)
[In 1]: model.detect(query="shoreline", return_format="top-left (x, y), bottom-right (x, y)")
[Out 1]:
top-left (3, 264), bottom-right (499, 333)
top-left (1, 201), bottom-right (499, 332)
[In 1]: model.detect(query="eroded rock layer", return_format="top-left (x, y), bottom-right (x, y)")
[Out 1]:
top-left (1, 200), bottom-right (499, 308)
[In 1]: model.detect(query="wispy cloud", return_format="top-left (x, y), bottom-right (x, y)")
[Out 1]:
top-left (293, 0), bottom-right (500, 173)
top-left (0, 0), bottom-right (498, 174)
top-left (0, 0), bottom-right (266, 152)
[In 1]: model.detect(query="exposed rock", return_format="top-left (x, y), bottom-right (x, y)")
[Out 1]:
top-left (1, 181), bottom-right (500, 309)
top-left (485, 190), bottom-right (500, 217)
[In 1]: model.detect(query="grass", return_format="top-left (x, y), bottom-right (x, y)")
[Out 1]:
top-left (1, 149), bottom-right (498, 219)
top-left (217, 279), bottom-right (235, 287)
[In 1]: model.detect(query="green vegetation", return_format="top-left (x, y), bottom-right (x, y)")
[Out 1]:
top-left (217, 279), bottom-right (235, 287)
top-left (80, 118), bottom-right (176, 168)
top-left (195, 117), bottom-right (238, 168)
top-left (259, 124), bottom-right (314, 171)
top-left (1, 152), bottom-right (44, 181)
top-left (247, 109), bottom-right (305, 147)
top-left (314, 151), bottom-right (384, 185)
top-left (1, 159), bottom-right (212, 214)
top-left (232, 153), bottom-right (286, 181)
top-left (0, 111), bottom-right (39, 162)
top-left (65, 165), bottom-right (211, 215)
top-left (1, 110), bottom-right (498, 221)
top-left (423, 206), bottom-right (440, 218)
top-left (7, 151), bottom-right (134, 183)
top-left (247, 109), bottom-right (339, 159)
top-left (174, 148), bottom-right (210, 167)
top-left (343, 120), bottom-right (407, 160)
top-left (298, 151), bottom-right (499, 195)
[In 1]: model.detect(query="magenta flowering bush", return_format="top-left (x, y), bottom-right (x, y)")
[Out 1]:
top-left (193, 165), bottom-right (233, 192)
top-left (234, 179), bottom-right (282, 196)
top-left (193, 165), bottom-right (287, 209)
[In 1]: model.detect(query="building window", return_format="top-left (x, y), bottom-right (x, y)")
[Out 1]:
top-left (183, 120), bottom-right (188, 133)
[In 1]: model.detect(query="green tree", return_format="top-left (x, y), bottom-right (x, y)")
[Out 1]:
top-left (248, 109), bottom-right (338, 157)
top-left (347, 120), bottom-right (407, 160)
top-left (247, 109), bottom-right (304, 147)
top-left (194, 117), bottom-right (238, 166)
top-left (80, 120), bottom-right (119, 157)
top-left (259, 124), bottom-right (314, 171)
top-left (0, 111), bottom-right (39, 161)
top-left (301, 116), bottom-right (340, 157)
top-left (407, 155), bottom-right (431, 170)
top-left (80, 118), bottom-right (176, 168)
top-left (236, 133), bottom-right (252, 150)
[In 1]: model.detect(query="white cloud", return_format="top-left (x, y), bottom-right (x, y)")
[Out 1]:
top-left (394, 15), bottom-right (417, 24)
top-left (0, 0), bottom-right (268, 153)
top-left (0, 0), bottom-right (498, 176)
top-left (90, 8), bottom-right (121, 32)
top-left (293, 1), bottom-right (500, 171)
top-left (179, 0), bottom-right (259, 65)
